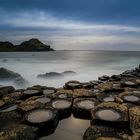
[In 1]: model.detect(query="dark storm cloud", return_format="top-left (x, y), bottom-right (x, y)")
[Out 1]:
top-left (0, 0), bottom-right (140, 25)
top-left (0, 0), bottom-right (140, 50)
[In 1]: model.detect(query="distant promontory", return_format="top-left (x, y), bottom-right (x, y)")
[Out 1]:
top-left (0, 38), bottom-right (54, 52)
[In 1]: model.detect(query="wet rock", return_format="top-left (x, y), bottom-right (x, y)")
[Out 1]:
top-left (14, 76), bottom-right (27, 86)
top-left (98, 75), bottom-right (110, 81)
top-left (27, 85), bottom-right (48, 90)
top-left (35, 96), bottom-right (51, 104)
top-left (119, 92), bottom-right (140, 105)
top-left (73, 89), bottom-right (96, 98)
top-left (121, 80), bottom-right (138, 88)
top-left (25, 108), bottom-right (58, 135)
top-left (43, 87), bottom-right (56, 96)
top-left (97, 93), bottom-right (116, 102)
top-left (0, 100), bottom-right (5, 108)
top-left (129, 106), bottom-right (140, 133)
top-left (62, 70), bottom-right (77, 76)
top-left (0, 68), bottom-right (26, 86)
top-left (51, 98), bottom-right (72, 119)
top-left (18, 99), bottom-right (45, 113)
top-left (52, 89), bottom-right (73, 99)
top-left (23, 89), bottom-right (42, 99)
top-left (2, 91), bottom-right (24, 104)
top-left (0, 104), bottom-right (22, 128)
top-left (37, 72), bottom-right (64, 79)
top-left (115, 97), bottom-right (124, 104)
top-left (0, 86), bottom-right (15, 99)
top-left (0, 67), bottom-right (21, 80)
top-left (38, 71), bottom-right (77, 79)
top-left (91, 102), bottom-right (128, 127)
top-left (72, 98), bottom-right (99, 119)
top-left (0, 124), bottom-right (38, 140)
top-left (110, 75), bottom-right (122, 81)
top-left (64, 80), bottom-right (82, 90)
top-left (90, 80), bottom-right (103, 86)
top-left (81, 82), bottom-right (95, 89)
top-left (98, 82), bottom-right (124, 93)
top-left (83, 125), bottom-right (127, 140)
top-left (0, 104), bottom-right (17, 113)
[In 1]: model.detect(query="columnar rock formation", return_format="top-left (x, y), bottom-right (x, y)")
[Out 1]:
top-left (1, 65), bottom-right (140, 139)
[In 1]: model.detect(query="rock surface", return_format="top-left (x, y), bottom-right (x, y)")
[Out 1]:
top-left (1, 65), bottom-right (140, 139)
top-left (0, 68), bottom-right (26, 86)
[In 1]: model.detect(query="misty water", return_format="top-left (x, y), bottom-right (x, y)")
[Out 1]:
top-left (0, 50), bottom-right (140, 89)
top-left (1, 50), bottom-right (140, 139)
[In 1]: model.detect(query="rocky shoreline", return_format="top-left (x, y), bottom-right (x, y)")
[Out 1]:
top-left (1, 66), bottom-right (140, 139)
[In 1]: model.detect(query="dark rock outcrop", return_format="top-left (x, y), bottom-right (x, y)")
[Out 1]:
top-left (0, 41), bottom-right (16, 52)
top-left (38, 72), bottom-right (64, 79)
top-left (16, 38), bottom-right (54, 52)
top-left (37, 71), bottom-right (77, 79)
top-left (0, 38), bottom-right (54, 52)
top-left (0, 67), bottom-right (26, 86)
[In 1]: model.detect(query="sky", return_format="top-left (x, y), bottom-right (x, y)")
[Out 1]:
top-left (0, 0), bottom-right (140, 50)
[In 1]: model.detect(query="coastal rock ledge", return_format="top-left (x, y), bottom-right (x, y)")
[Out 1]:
top-left (1, 65), bottom-right (140, 139)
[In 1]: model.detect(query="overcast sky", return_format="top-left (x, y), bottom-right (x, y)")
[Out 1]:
top-left (0, 0), bottom-right (140, 50)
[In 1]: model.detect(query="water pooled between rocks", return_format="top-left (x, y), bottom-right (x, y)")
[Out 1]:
top-left (77, 100), bottom-right (95, 109)
top-left (52, 100), bottom-right (71, 109)
top-left (103, 97), bottom-right (115, 102)
top-left (26, 109), bottom-right (53, 123)
top-left (36, 97), bottom-right (51, 104)
top-left (39, 115), bottom-right (90, 140)
top-left (95, 109), bottom-right (121, 121)
top-left (43, 89), bottom-right (55, 95)
top-left (124, 95), bottom-right (139, 102)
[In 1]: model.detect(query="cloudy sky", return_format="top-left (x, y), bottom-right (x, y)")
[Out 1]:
top-left (0, 0), bottom-right (140, 50)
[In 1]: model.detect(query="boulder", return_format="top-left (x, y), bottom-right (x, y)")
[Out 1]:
top-left (0, 68), bottom-right (26, 86)
top-left (62, 71), bottom-right (77, 76)
top-left (37, 72), bottom-right (64, 79)
top-left (64, 80), bottom-right (82, 90)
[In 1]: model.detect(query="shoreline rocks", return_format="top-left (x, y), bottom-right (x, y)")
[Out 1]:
top-left (0, 67), bottom-right (27, 86)
top-left (1, 65), bottom-right (140, 139)
top-left (37, 71), bottom-right (77, 79)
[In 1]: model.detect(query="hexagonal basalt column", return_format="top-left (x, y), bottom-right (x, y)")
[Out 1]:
top-left (91, 102), bottom-right (128, 127)
top-left (72, 98), bottom-right (99, 119)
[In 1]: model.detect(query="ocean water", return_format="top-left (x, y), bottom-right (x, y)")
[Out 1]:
top-left (0, 50), bottom-right (140, 88)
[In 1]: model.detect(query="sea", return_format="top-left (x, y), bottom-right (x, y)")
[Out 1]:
top-left (0, 50), bottom-right (140, 88)
top-left (0, 50), bottom-right (140, 140)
